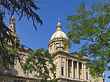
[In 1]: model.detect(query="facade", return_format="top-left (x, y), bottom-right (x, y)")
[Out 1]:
top-left (0, 15), bottom-right (103, 82)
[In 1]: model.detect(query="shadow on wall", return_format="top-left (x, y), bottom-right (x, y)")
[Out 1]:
top-left (0, 64), bottom-right (18, 76)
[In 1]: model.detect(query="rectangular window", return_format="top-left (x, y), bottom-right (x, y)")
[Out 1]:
top-left (61, 67), bottom-right (64, 75)
top-left (68, 60), bottom-right (72, 67)
top-left (86, 72), bottom-right (88, 80)
top-left (74, 61), bottom-right (77, 68)
top-left (68, 68), bottom-right (70, 77)
top-left (79, 62), bottom-right (82, 69)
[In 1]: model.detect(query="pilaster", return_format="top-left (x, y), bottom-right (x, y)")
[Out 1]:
top-left (65, 58), bottom-right (67, 77)
top-left (67, 59), bottom-right (68, 78)
top-left (83, 63), bottom-right (85, 80)
top-left (77, 61), bottom-right (79, 79)
top-left (58, 56), bottom-right (61, 77)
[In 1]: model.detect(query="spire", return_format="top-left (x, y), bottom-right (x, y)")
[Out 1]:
top-left (57, 17), bottom-right (61, 31)
top-left (9, 14), bottom-right (15, 24)
top-left (8, 14), bottom-right (16, 35)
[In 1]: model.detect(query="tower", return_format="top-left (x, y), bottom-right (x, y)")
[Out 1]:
top-left (48, 18), bottom-right (69, 54)
top-left (8, 15), bottom-right (16, 36)
top-left (8, 15), bottom-right (20, 47)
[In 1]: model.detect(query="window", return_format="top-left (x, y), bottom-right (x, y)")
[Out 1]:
top-left (68, 60), bottom-right (72, 67)
top-left (86, 72), bottom-right (88, 80)
top-left (56, 43), bottom-right (59, 46)
top-left (79, 62), bottom-right (82, 69)
top-left (61, 67), bottom-right (64, 75)
top-left (74, 61), bottom-right (77, 68)
top-left (68, 68), bottom-right (70, 77)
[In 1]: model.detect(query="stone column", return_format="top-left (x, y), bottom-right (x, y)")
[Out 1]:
top-left (53, 43), bottom-right (54, 53)
top-left (58, 56), bottom-right (61, 77)
top-left (88, 68), bottom-right (89, 80)
top-left (54, 43), bottom-right (55, 53)
top-left (73, 61), bottom-right (74, 78)
top-left (65, 58), bottom-right (67, 77)
top-left (72, 60), bottom-right (73, 78)
top-left (77, 61), bottom-right (79, 79)
top-left (83, 63), bottom-right (85, 80)
top-left (67, 59), bottom-right (68, 78)
top-left (59, 43), bottom-right (61, 51)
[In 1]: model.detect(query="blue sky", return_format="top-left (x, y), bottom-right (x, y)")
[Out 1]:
top-left (4, 0), bottom-right (109, 81)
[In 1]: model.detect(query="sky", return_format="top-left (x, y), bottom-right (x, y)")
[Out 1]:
top-left (4, 0), bottom-right (110, 81)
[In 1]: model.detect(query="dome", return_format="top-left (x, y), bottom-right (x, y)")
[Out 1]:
top-left (50, 18), bottom-right (68, 40)
top-left (51, 31), bottom-right (68, 40)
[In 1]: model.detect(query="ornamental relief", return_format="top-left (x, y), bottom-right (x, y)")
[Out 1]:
top-left (61, 62), bottom-right (64, 67)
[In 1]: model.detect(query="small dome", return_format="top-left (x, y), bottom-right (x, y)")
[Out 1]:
top-left (50, 18), bottom-right (68, 40)
top-left (51, 31), bottom-right (68, 40)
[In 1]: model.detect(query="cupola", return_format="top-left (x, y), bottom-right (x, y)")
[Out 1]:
top-left (51, 18), bottom-right (68, 40)
top-left (48, 18), bottom-right (69, 54)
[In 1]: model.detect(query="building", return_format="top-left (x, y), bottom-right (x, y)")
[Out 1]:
top-left (0, 15), bottom-right (103, 82)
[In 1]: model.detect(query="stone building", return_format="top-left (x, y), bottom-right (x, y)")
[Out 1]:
top-left (0, 15), bottom-right (103, 82)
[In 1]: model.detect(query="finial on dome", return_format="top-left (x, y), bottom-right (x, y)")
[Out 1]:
top-left (57, 17), bottom-right (61, 31)
top-left (58, 17), bottom-right (60, 22)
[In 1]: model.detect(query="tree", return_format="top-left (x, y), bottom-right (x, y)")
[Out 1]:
top-left (0, 0), bottom-right (42, 69)
top-left (66, 0), bottom-right (110, 78)
top-left (22, 47), bottom-right (56, 82)
top-left (0, 40), bottom-right (18, 69)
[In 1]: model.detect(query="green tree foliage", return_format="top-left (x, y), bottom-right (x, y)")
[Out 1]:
top-left (0, 0), bottom-right (42, 69)
top-left (66, 0), bottom-right (110, 78)
top-left (0, 40), bottom-right (18, 69)
top-left (22, 47), bottom-right (56, 82)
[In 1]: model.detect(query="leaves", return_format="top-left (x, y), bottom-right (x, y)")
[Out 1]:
top-left (0, 0), bottom-right (43, 69)
top-left (1, 0), bottom-right (43, 30)
top-left (67, 0), bottom-right (110, 78)
top-left (0, 40), bottom-right (18, 69)
top-left (22, 47), bottom-right (56, 81)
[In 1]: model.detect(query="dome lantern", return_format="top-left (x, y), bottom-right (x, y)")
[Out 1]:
top-left (57, 17), bottom-right (61, 31)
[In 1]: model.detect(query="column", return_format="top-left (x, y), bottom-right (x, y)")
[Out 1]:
top-left (77, 61), bottom-right (79, 79)
top-left (59, 43), bottom-right (61, 51)
top-left (65, 58), bottom-right (67, 77)
top-left (53, 43), bottom-right (55, 53)
top-left (83, 63), bottom-right (85, 80)
top-left (67, 59), bottom-right (68, 78)
top-left (88, 67), bottom-right (89, 80)
top-left (58, 56), bottom-right (61, 77)
top-left (72, 60), bottom-right (73, 78)
top-left (73, 61), bottom-right (74, 78)
top-left (54, 43), bottom-right (55, 53)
